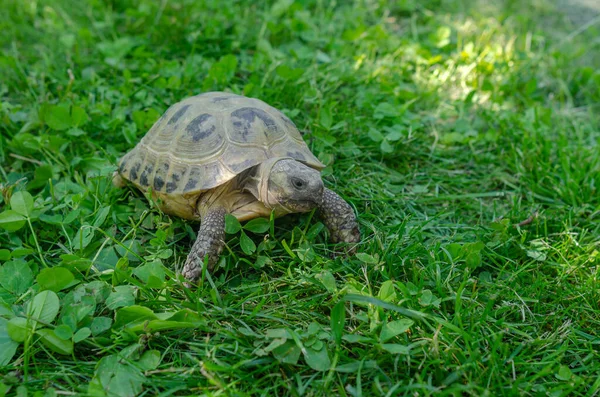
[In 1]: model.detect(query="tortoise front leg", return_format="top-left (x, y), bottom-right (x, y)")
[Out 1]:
top-left (182, 206), bottom-right (227, 282)
top-left (319, 188), bottom-right (360, 247)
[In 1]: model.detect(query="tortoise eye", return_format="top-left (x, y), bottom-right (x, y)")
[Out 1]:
top-left (291, 177), bottom-right (305, 190)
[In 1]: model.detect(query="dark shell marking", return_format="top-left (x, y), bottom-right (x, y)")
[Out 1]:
top-left (230, 107), bottom-right (279, 141)
top-left (168, 104), bottom-right (190, 125)
top-left (119, 152), bottom-right (133, 173)
top-left (139, 164), bottom-right (154, 187)
top-left (228, 157), bottom-right (257, 174)
top-left (154, 176), bottom-right (165, 191)
top-left (153, 162), bottom-right (169, 191)
top-left (186, 113), bottom-right (216, 142)
top-left (286, 151), bottom-right (306, 161)
top-left (184, 178), bottom-right (198, 192)
top-left (212, 96), bottom-right (233, 102)
top-left (129, 163), bottom-right (141, 181)
top-left (280, 114), bottom-right (297, 128)
top-left (165, 172), bottom-right (181, 193)
top-left (166, 181), bottom-right (178, 193)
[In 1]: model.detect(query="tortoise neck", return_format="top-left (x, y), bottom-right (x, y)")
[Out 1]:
top-left (241, 157), bottom-right (294, 210)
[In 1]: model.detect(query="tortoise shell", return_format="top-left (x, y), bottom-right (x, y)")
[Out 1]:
top-left (118, 92), bottom-right (325, 196)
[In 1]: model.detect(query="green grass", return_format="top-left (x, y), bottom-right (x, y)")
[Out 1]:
top-left (1, 0), bottom-right (599, 395)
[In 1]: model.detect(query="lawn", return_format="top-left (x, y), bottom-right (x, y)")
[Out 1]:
top-left (1, 0), bottom-right (599, 395)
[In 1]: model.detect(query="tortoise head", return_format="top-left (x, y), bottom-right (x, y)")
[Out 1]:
top-left (248, 158), bottom-right (324, 214)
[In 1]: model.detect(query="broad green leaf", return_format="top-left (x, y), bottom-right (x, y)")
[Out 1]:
top-left (384, 125), bottom-right (404, 141)
top-left (0, 260), bottom-right (34, 294)
top-left (88, 354), bottom-right (145, 397)
top-left (7, 317), bottom-right (32, 342)
top-left (73, 327), bottom-right (91, 343)
top-left (381, 343), bottom-right (410, 354)
top-left (330, 301), bottom-right (345, 345)
top-left (54, 324), bottom-right (73, 340)
top-left (275, 64), bottom-right (304, 81)
top-left (430, 26), bottom-right (451, 48)
top-left (380, 139), bottom-right (394, 153)
top-left (70, 106), bottom-right (89, 127)
top-left (320, 107), bottom-right (333, 129)
top-left (39, 213), bottom-right (63, 225)
top-left (36, 267), bottom-right (75, 292)
top-left (254, 256), bottom-right (271, 268)
top-left (60, 287), bottom-right (98, 330)
top-left (207, 54), bottom-right (238, 85)
top-left (466, 252), bottom-right (482, 267)
top-left (27, 164), bottom-right (53, 190)
top-left (0, 250), bottom-right (10, 261)
top-left (556, 365), bottom-right (573, 381)
top-left (266, 328), bottom-right (293, 339)
top-left (113, 305), bottom-right (157, 329)
top-left (60, 254), bottom-right (93, 272)
top-left (225, 214), bottom-right (241, 234)
top-left (116, 309), bottom-right (203, 333)
top-left (342, 334), bottom-right (374, 343)
top-left (73, 226), bottom-right (94, 250)
top-left (36, 328), bottom-right (74, 355)
top-left (160, 308), bottom-right (202, 323)
top-left (316, 51), bottom-right (332, 63)
top-left (0, 382), bottom-right (8, 397)
top-left (373, 102), bottom-right (398, 119)
top-left (154, 248), bottom-right (173, 260)
top-left (0, 210), bottom-right (26, 231)
top-left (355, 253), bottom-right (377, 264)
top-left (367, 127), bottom-right (384, 142)
top-left (66, 128), bottom-right (86, 137)
top-left (303, 345), bottom-right (331, 371)
top-left (0, 303), bottom-right (13, 317)
top-left (45, 104), bottom-right (71, 130)
top-left (378, 280), bottom-right (396, 302)
top-left (132, 110), bottom-right (146, 130)
top-left (419, 289), bottom-right (438, 306)
top-left (264, 337), bottom-right (288, 353)
top-left (271, 340), bottom-right (301, 364)
top-left (446, 243), bottom-right (463, 260)
top-left (28, 290), bottom-right (60, 324)
top-left (316, 270), bottom-right (336, 293)
top-left (240, 231), bottom-right (256, 255)
top-left (93, 206), bottom-right (111, 228)
top-left (0, 318), bottom-right (19, 366)
top-left (306, 222), bottom-right (324, 239)
top-left (380, 319), bottom-right (414, 342)
top-left (270, 0), bottom-right (294, 17)
top-left (136, 350), bottom-right (161, 371)
top-left (126, 320), bottom-right (198, 333)
top-left (106, 286), bottom-right (136, 310)
top-left (90, 317), bottom-right (113, 336)
top-left (243, 218), bottom-right (270, 234)
top-left (11, 247), bottom-right (33, 257)
top-left (133, 261), bottom-right (166, 287)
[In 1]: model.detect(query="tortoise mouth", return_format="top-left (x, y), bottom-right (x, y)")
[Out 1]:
top-left (283, 197), bottom-right (322, 212)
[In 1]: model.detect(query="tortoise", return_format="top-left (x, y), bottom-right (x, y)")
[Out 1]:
top-left (114, 92), bottom-right (360, 282)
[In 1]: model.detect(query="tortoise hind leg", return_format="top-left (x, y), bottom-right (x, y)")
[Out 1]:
top-left (112, 171), bottom-right (126, 188)
top-left (182, 206), bottom-right (227, 282)
top-left (318, 188), bottom-right (360, 247)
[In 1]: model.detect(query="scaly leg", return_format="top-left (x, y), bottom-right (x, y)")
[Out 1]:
top-left (319, 188), bottom-right (360, 247)
top-left (182, 207), bottom-right (227, 282)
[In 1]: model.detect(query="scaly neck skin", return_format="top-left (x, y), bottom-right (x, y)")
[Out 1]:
top-left (242, 157), bottom-right (295, 215)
